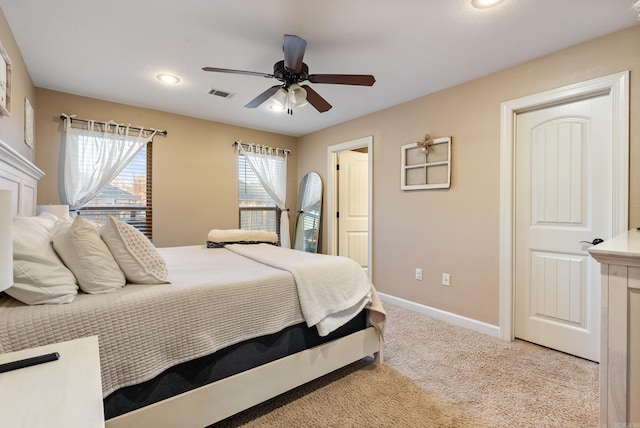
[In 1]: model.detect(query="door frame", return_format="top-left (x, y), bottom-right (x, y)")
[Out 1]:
top-left (498, 71), bottom-right (629, 341)
top-left (327, 136), bottom-right (373, 279)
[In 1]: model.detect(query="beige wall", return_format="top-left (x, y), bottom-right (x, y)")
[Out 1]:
top-left (297, 25), bottom-right (640, 326)
top-left (3, 2), bottom-right (639, 327)
top-left (0, 7), bottom-right (36, 162)
top-left (34, 89), bottom-right (298, 248)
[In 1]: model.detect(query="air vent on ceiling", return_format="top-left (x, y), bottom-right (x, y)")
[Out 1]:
top-left (208, 88), bottom-right (235, 99)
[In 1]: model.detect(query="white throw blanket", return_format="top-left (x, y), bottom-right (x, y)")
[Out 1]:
top-left (207, 229), bottom-right (278, 244)
top-left (226, 243), bottom-right (385, 336)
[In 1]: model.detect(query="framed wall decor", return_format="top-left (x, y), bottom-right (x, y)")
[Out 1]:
top-left (0, 40), bottom-right (11, 117)
top-left (24, 98), bottom-right (34, 148)
top-left (401, 136), bottom-right (451, 190)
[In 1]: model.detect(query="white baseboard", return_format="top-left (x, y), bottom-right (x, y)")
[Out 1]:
top-left (378, 292), bottom-right (501, 338)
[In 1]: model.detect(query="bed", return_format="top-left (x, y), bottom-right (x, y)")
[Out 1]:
top-left (0, 139), bottom-right (385, 427)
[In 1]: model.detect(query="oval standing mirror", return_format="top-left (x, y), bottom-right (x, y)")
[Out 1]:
top-left (294, 172), bottom-right (323, 253)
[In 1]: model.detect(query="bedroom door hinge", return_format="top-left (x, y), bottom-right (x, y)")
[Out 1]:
top-left (336, 164), bottom-right (340, 171)
top-left (336, 211), bottom-right (340, 219)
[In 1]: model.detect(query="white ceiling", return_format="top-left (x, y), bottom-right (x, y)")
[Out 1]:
top-left (1, 0), bottom-right (638, 137)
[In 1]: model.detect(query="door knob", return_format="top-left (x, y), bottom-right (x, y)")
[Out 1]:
top-left (579, 238), bottom-right (604, 246)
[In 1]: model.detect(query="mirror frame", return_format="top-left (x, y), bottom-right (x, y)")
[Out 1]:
top-left (294, 172), bottom-right (323, 253)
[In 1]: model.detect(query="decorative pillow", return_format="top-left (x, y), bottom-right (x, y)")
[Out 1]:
top-left (52, 215), bottom-right (126, 293)
top-left (49, 211), bottom-right (74, 234)
top-left (7, 214), bottom-right (78, 305)
top-left (100, 216), bottom-right (169, 284)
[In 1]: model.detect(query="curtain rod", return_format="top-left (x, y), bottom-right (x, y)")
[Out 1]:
top-left (233, 141), bottom-right (291, 155)
top-left (60, 115), bottom-right (168, 136)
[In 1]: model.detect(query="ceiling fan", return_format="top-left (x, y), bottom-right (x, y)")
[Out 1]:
top-left (202, 34), bottom-right (376, 114)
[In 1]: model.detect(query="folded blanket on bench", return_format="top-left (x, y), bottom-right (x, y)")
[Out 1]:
top-left (207, 229), bottom-right (278, 248)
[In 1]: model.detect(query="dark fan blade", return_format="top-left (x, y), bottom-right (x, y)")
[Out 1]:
top-left (245, 85), bottom-right (282, 108)
top-left (283, 34), bottom-right (307, 72)
top-left (202, 67), bottom-right (274, 79)
top-left (301, 85), bottom-right (332, 112)
top-left (308, 74), bottom-right (376, 86)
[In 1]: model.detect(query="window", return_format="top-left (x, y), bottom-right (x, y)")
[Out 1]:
top-left (76, 142), bottom-right (153, 240)
top-left (238, 153), bottom-right (281, 239)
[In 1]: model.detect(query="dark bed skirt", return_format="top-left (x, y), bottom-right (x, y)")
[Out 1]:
top-left (104, 311), bottom-right (368, 419)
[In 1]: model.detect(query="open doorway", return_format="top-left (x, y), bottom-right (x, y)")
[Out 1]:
top-left (326, 136), bottom-right (373, 278)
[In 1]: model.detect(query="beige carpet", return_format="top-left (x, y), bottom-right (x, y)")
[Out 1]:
top-left (212, 302), bottom-right (598, 427)
top-left (213, 359), bottom-right (480, 427)
top-left (383, 303), bottom-right (598, 427)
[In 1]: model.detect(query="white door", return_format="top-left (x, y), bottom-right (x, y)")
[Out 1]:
top-left (514, 95), bottom-right (612, 362)
top-left (337, 150), bottom-right (369, 273)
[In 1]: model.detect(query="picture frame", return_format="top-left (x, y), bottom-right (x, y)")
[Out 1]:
top-left (0, 40), bottom-right (11, 117)
top-left (401, 136), bottom-right (451, 190)
top-left (24, 98), bottom-right (34, 148)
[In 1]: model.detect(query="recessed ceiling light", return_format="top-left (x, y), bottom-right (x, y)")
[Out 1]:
top-left (156, 73), bottom-right (180, 84)
top-left (471, 0), bottom-right (504, 8)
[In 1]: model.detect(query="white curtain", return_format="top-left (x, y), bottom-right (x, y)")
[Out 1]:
top-left (62, 118), bottom-right (155, 209)
top-left (238, 144), bottom-right (290, 248)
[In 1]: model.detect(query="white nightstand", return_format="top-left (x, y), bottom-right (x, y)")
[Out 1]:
top-left (0, 336), bottom-right (104, 428)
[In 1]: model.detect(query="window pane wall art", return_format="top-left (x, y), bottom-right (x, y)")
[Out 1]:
top-left (401, 136), bottom-right (451, 190)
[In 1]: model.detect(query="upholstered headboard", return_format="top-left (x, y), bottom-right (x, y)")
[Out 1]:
top-left (0, 139), bottom-right (44, 216)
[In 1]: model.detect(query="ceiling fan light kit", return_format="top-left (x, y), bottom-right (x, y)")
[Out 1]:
top-left (268, 85), bottom-right (307, 113)
top-left (269, 89), bottom-right (288, 112)
top-left (202, 34), bottom-right (375, 115)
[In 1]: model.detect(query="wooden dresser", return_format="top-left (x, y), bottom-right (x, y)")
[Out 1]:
top-left (589, 230), bottom-right (640, 426)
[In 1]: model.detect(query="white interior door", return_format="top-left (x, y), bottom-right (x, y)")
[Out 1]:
top-left (337, 150), bottom-right (369, 273)
top-left (514, 95), bottom-right (613, 362)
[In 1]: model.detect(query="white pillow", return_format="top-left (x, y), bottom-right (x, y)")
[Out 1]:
top-left (7, 214), bottom-right (78, 305)
top-left (100, 216), bottom-right (169, 284)
top-left (53, 215), bottom-right (126, 293)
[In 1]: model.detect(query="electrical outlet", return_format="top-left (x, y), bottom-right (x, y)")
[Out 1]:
top-left (442, 273), bottom-right (450, 286)
top-left (415, 268), bottom-right (423, 281)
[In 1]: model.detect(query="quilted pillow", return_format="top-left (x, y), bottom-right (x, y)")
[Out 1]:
top-left (53, 215), bottom-right (126, 293)
top-left (7, 214), bottom-right (78, 305)
top-left (100, 216), bottom-right (169, 284)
